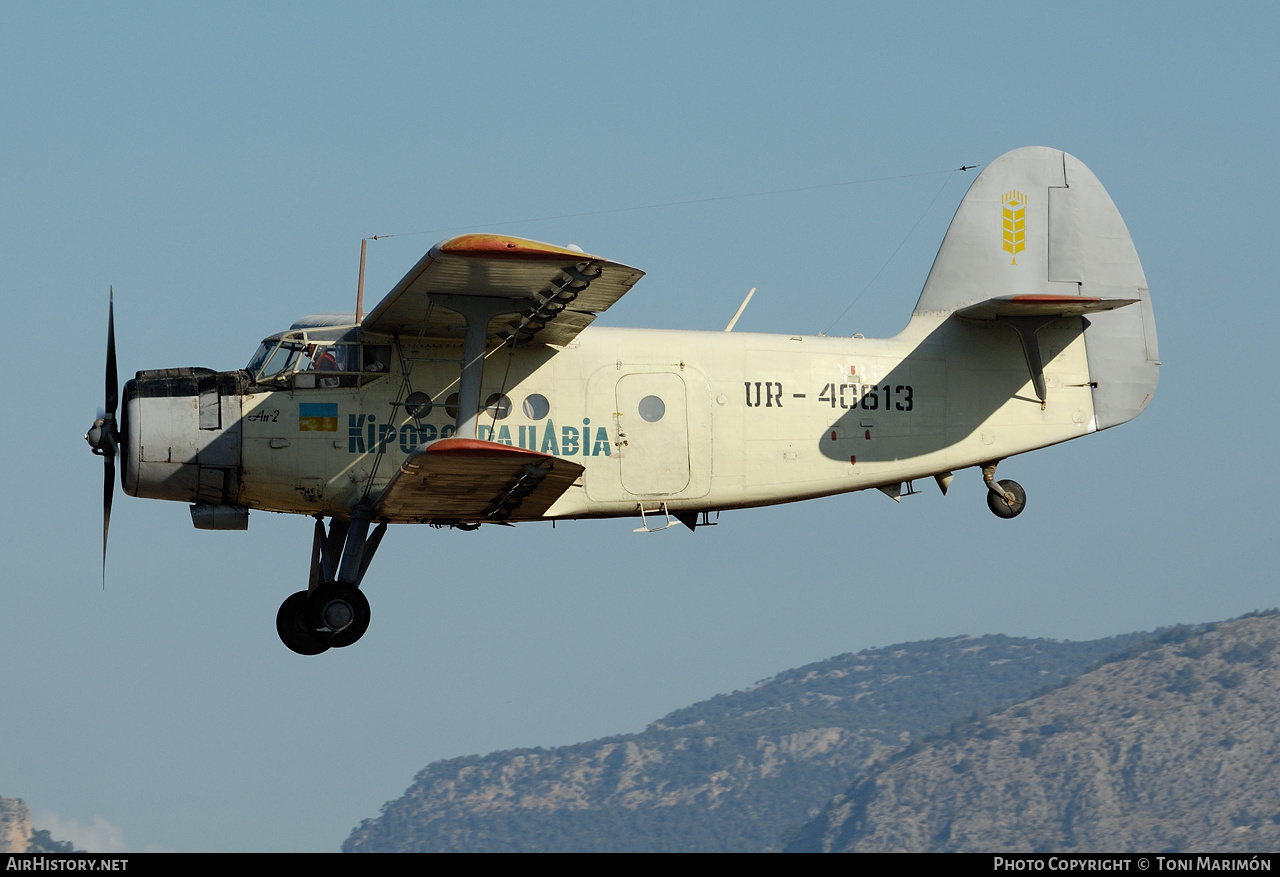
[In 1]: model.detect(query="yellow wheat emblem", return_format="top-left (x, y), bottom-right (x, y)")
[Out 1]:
top-left (1002, 190), bottom-right (1026, 265)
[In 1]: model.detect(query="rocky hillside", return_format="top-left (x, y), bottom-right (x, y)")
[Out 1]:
top-left (345, 631), bottom-right (1146, 852)
top-left (787, 612), bottom-right (1280, 853)
top-left (0, 799), bottom-right (30, 854)
top-left (0, 798), bottom-right (76, 853)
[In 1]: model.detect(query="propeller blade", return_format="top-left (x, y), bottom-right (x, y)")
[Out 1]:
top-left (97, 288), bottom-right (119, 587)
top-left (103, 453), bottom-right (114, 586)
top-left (106, 288), bottom-right (118, 419)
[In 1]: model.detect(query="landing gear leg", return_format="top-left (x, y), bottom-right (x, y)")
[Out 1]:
top-left (275, 510), bottom-right (387, 654)
top-left (982, 462), bottom-right (1026, 519)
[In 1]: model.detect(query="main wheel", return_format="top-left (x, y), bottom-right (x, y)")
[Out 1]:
top-left (306, 581), bottom-right (371, 648)
top-left (276, 590), bottom-right (330, 655)
top-left (986, 479), bottom-right (1027, 519)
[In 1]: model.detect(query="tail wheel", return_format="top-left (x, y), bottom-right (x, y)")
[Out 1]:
top-left (306, 581), bottom-right (371, 648)
top-left (986, 479), bottom-right (1026, 519)
top-left (276, 590), bottom-right (330, 655)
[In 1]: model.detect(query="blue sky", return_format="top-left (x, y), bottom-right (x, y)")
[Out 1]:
top-left (2, 1), bottom-right (1278, 852)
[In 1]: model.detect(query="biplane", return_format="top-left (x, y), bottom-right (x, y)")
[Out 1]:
top-left (86, 146), bottom-right (1159, 654)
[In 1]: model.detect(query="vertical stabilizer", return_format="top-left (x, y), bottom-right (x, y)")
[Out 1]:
top-left (914, 146), bottom-right (1158, 429)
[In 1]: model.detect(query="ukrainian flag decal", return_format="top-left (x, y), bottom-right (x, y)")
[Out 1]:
top-left (299, 402), bottom-right (338, 432)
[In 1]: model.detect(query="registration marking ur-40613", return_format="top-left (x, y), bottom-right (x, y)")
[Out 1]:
top-left (817, 383), bottom-right (914, 411)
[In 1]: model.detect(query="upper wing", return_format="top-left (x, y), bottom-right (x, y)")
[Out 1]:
top-left (362, 234), bottom-right (645, 347)
top-left (372, 438), bottom-right (585, 524)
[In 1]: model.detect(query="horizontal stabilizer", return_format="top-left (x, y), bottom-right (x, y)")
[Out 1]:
top-left (373, 438), bottom-right (584, 524)
top-left (956, 294), bottom-right (1137, 321)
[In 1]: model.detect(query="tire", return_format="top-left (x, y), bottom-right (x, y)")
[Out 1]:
top-left (276, 590), bottom-right (330, 655)
top-left (986, 479), bottom-right (1027, 519)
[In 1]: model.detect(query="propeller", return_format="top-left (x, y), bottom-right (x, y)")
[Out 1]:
top-left (85, 289), bottom-right (119, 584)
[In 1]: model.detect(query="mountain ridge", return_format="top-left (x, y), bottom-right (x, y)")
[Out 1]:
top-left (786, 613), bottom-right (1280, 852)
top-left (345, 630), bottom-right (1148, 852)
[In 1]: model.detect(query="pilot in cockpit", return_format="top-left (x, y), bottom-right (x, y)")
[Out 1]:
top-left (306, 344), bottom-right (339, 370)
top-left (306, 344), bottom-right (340, 386)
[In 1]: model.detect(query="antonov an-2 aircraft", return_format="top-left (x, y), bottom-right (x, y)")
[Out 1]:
top-left (86, 147), bottom-right (1158, 655)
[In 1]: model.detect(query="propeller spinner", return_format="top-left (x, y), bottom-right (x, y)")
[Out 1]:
top-left (85, 289), bottom-right (119, 582)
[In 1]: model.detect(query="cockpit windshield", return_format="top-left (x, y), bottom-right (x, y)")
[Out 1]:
top-left (261, 341), bottom-right (305, 378)
top-left (245, 341), bottom-right (276, 376)
top-left (246, 327), bottom-right (388, 388)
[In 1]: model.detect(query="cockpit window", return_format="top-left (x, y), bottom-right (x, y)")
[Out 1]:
top-left (304, 345), bottom-right (337, 372)
top-left (363, 345), bottom-right (391, 373)
top-left (259, 341), bottom-right (304, 378)
top-left (248, 329), bottom-right (390, 388)
top-left (246, 342), bottom-right (275, 376)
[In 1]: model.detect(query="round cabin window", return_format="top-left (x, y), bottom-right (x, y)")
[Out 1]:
top-left (638, 395), bottom-right (665, 423)
top-left (484, 393), bottom-right (512, 420)
top-left (522, 393), bottom-right (550, 420)
top-left (404, 392), bottom-right (432, 419)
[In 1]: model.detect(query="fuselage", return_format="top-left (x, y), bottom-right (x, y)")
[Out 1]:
top-left (124, 312), bottom-right (1097, 524)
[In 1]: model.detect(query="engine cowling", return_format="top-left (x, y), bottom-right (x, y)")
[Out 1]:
top-left (122, 368), bottom-right (246, 507)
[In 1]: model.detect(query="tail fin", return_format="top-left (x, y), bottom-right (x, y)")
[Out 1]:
top-left (915, 146), bottom-right (1158, 429)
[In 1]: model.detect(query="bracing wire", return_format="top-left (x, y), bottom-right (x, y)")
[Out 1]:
top-left (821, 166), bottom-right (974, 336)
top-left (365, 166), bottom-right (972, 242)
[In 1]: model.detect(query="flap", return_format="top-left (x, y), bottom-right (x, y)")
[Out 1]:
top-left (372, 438), bottom-right (585, 524)
top-left (362, 234), bottom-right (645, 347)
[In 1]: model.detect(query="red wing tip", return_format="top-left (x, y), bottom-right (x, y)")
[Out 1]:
top-left (423, 437), bottom-right (551, 459)
top-left (434, 234), bottom-right (594, 262)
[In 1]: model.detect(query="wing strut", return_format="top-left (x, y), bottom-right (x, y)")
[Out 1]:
top-left (310, 510), bottom-right (386, 590)
top-left (997, 315), bottom-right (1059, 407)
top-left (431, 294), bottom-right (523, 438)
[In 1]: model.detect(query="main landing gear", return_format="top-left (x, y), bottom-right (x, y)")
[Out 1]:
top-left (982, 462), bottom-right (1026, 519)
top-left (276, 512), bottom-right (386, 655)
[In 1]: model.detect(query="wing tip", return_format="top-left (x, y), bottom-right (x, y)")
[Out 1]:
top-left (422, 437), bottom-right (555, 459)
top-left (434, 234), bottom-right (599, 262)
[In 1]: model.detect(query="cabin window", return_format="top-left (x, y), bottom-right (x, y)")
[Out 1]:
top-left (638, 395), bottom-right (665, 423)
top-left (522, 394), bottom-right (550, 420)
top-left (404, 392), bottom-right (432, 419)
top-left (483, 394), bottom-right (512, 420)
top-left (363, 345), bottom-right (391, 373)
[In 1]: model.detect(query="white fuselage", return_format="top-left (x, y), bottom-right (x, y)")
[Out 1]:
top-left (229, 313), bottom-right (1094, 522)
